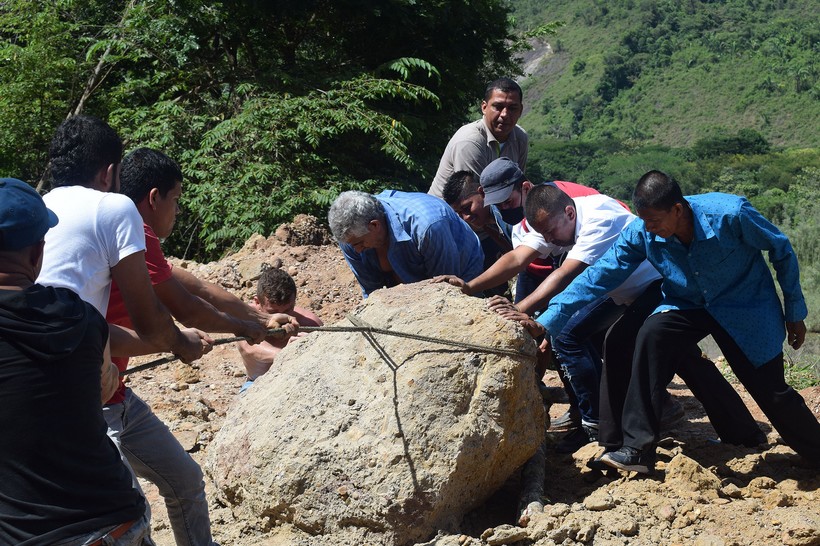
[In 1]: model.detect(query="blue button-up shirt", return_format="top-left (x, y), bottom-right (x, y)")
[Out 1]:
top-left (340, 190), bottom-right (484, 297)
top-left (538, 193), bottom-right (807, 366)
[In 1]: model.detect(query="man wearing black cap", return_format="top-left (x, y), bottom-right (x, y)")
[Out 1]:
top-left (436, 157), bottom-right (601, 304)
top-left (0, 179), bottom-right (153, 544)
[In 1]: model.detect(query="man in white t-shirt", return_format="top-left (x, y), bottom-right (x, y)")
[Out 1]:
top-left (37, 116), bottom-right (219, 545)
top-left (490, 184), bottom-right (661, 451)
top-left (38, 115), bottom-right (210, 363)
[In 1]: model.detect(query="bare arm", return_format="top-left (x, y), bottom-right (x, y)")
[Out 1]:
top-left (238, 340), bottom-right (281, 380)
top-left (173, 267), bottom-right (268, 324)
top-left (111, 252), bottom-right (210, 363)
top-left (239, 308), bottom-right (321, 379)
top-left (154, 274), bottom-right (266, 343)
top-left (100, 338), bottom-right (119, 404)
top-left (464, 246), bottom-right (541, 295)
top-left (515, 259), bottom-right (588, 315)
top-left (432, 246), bottom-right (540, 295)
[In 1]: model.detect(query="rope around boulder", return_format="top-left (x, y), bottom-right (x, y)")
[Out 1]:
top-left (121, 325), bottom-right (533, 376)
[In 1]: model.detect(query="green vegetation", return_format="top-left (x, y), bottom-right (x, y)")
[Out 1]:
top-left (719, 351), bottom-right (820, 390)
top-left (0, 0), bottom-right (523, 260)
top-left (511, 0), bottom-right (820, 148)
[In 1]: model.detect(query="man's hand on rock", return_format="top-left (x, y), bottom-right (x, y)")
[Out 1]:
top-left (487, 295), bottom-right (518, 313)
top-left (430, 275), bottom-right (469, 293)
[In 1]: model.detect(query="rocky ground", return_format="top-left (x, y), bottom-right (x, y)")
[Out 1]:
top-left (128, 216), bottom-right (820, 546)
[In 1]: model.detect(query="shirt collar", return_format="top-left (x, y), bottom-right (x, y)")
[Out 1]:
top-left (380, 199), bottom-right (411, 244)
top-left (688, 197), bottom-right (716, 241)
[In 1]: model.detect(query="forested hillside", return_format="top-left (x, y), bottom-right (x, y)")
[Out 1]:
top-left (512, 0), bottom-right (819, 148)
top-left (0, 0), bottom-right (520, 258)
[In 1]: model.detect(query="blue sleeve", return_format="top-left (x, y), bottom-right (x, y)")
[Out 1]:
top-left (340, 243), bottom-right (381, 298)
top-left (539, 222), bottom-right (647, 335)
top-left (736, 199), bottom-right (807, 322)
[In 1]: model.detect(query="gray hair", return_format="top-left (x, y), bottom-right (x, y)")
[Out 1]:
top-left (328, 190), bottom-right (385, 241)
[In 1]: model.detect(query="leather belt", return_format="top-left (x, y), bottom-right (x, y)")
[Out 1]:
top-left (87, 519), bottom-right (137, 546)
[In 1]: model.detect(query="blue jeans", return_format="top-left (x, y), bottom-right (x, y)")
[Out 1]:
top-left (550, 296), bottom-right (626, 427)
top-left (52, 513), bottom-right (154, 546)
top-left (103, 389), bottom-right (219, 546)
top-left (239, 379), bottom-right (254, 393)
top-left (515, 269), bottom-right (546, 304)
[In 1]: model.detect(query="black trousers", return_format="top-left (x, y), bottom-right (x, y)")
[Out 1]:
top-left (600, 283), bottom-right (764, 450)
top-left (614, 307), bottom-right (820, 462)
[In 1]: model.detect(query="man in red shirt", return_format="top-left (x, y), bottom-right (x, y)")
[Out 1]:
top-left (106, 147), bottom-right (298, 546)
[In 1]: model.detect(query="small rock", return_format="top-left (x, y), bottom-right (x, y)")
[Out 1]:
top-left (576, 522), bottom-right (597, 542)
top-left (584, 489), bottom-right (614, 511)
top-left (659, 504), bottom-right (676, 521)
top-left (744, 476), bottom-right (777, 498)
top-left (763, 490), bottom-right (793, 509)
top-left (173, 429), bottom-right (199, 452)
top-left (174, 364), bottom-right (201, 385)
top-left (720, 483), bottom-right (743, 499)
top-left (665, 454), bottom-right (721, 498)
top-left (693, 535), bottom-right (726, 546)
top-left (482, 524), bottom-right (529, 545)
top-left (612, 516), bottom-right (639, 536)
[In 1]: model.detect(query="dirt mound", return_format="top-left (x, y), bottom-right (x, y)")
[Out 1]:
top-left (124, 218), bottom-right (820, 546)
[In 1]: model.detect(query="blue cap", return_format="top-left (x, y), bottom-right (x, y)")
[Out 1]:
top-left (0, 178), bottom-right (59, 250)
top-left (480, 157), bottom-right (526, 206)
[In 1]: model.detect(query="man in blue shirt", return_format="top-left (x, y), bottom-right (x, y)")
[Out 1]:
top-left (328, 190), bottom-right (484, 297)
top-left (536, 170), bottom-right (820, 473)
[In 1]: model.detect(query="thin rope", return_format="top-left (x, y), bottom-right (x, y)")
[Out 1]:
top-left (121, 325), bottom-right (531, 376)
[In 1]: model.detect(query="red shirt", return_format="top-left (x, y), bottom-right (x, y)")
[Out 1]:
top-left (104, 224), bottom-right (173, 404)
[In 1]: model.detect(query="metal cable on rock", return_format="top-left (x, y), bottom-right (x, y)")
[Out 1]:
top-left (121, 325), bottom-right (531, 376)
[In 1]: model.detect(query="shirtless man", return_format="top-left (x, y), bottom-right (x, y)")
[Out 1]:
top-left (238, 267), bottom-right (322, 391)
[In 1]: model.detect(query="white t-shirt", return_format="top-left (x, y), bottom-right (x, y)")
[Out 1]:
top-left (511, 218), bottom-right (567, 258)
top-left (38, 186), bottom-right (146, 314)
top-left (568, 195), bottom-right (661, 304)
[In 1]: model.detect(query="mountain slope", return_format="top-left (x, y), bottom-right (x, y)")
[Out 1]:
top-left (512, 0), bottom-right (820, 148)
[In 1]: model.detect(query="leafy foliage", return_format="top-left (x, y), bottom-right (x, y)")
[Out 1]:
top-left (512, 0), bottom-right (820, 148)
top-left (1, 0), bottom-right (520, 260)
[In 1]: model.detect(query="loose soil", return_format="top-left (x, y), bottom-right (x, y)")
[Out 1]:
top-left (128, 217), bottom-right (820, 546)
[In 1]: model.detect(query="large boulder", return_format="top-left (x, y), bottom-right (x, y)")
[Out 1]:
top-left (206, 283), bottom-right (544, 545)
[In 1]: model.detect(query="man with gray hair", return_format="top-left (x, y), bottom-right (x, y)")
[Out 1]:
top-left (329, 190), bottom-right (484, 297)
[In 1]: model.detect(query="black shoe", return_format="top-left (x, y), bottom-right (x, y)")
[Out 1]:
top-left (587, 447), bottom-right (616, 472)
top-left (600, 446), bottom-right (655, 474)
top-left (550, 407), bottom-right (581, 432)
top-left (555, 424), bottom-right (598, 454)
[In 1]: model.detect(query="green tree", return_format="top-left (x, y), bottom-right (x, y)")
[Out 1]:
top-left (1, 0), bottom-right (522, 260)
